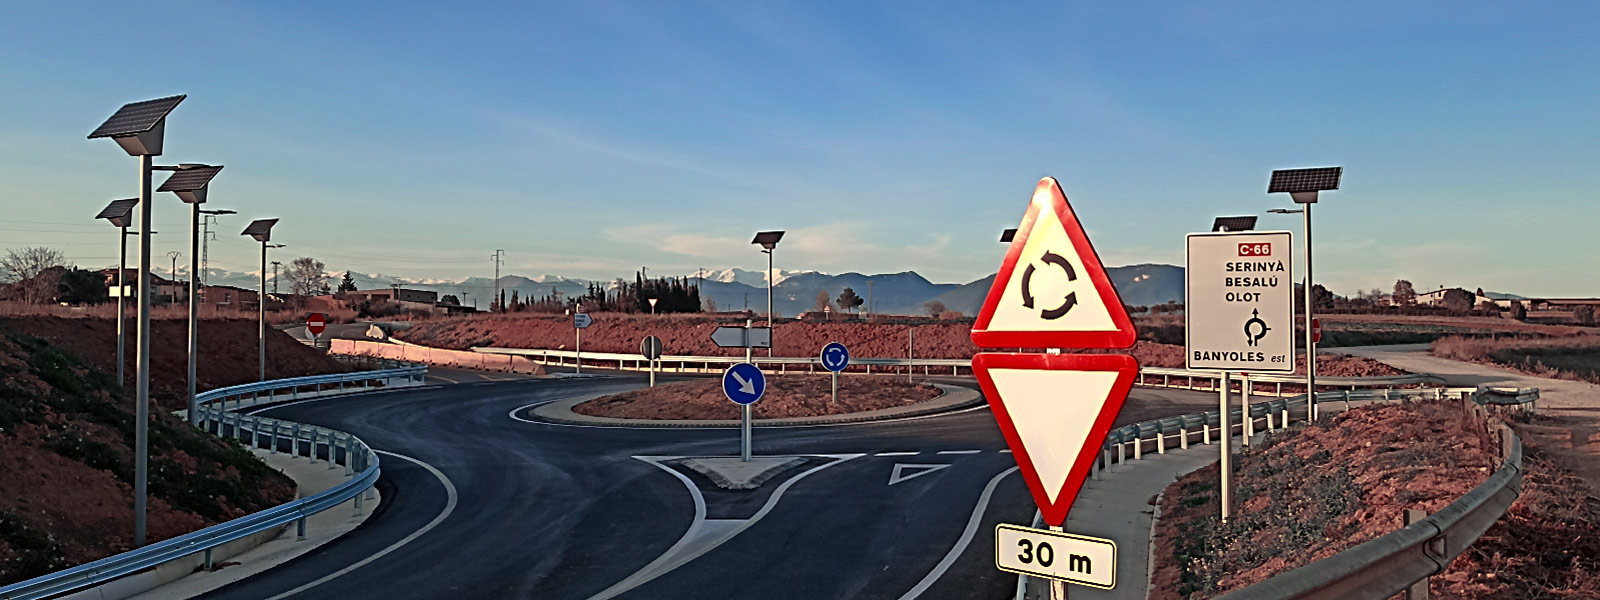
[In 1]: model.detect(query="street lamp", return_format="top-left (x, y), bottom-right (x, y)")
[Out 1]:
top-left (158, 164), bottom-right (223, 424)
top-left (1211, 216), bottom-right (1257, 232)
top-left (752, 231), bottom-right (785, 357)
top-left (88, 94), bottom-right (185, 548)
top-left (1268, 166), bottom-right (1342, 421)
top-left (242, 219), bottom-right (280, 381)
top-left (95, 198), bottom-right (138, 387)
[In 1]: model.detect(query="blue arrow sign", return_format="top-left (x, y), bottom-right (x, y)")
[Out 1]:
top-left (722, 363), bottom-right (767, 405)
top-left (821, 342), bottom-right (850, 373)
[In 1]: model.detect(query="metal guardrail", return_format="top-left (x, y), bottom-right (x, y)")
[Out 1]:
top-left (470, 346), bottom-right (1439, 392)
top-left (0, 365), bottom-right (425, 600)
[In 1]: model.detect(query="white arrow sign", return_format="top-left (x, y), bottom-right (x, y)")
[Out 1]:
top-left (711, 326), bottom-right (772, 348)
top-left (730, 370), bottom-right (756, 394)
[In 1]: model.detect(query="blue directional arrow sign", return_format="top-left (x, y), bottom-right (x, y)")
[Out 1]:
top-left (821, 342), bottom-right (850, 373)
top-left (722, 363), bottom-right (767, 405)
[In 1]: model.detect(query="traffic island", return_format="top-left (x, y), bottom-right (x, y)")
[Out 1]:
top-left (680, 456), bottom-right (806, 490)
top-left (531, 382), bottom-right (980, 427)
top-left (573, 375), bottom-right (941, 420)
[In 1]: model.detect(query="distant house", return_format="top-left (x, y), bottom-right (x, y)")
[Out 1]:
top-left (99, 268), bottom-right (182, 302)
top-left (344, 288), bottom-right (439, 304)
top-left (201, 285), bottom-right (259, 308)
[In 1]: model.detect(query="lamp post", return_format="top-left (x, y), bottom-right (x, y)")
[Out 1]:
top-left (89, 95), bottom-right (187, 548)
top-left (491, 249), bottom-right (505, 312)
top-left (752, 231), bottom-right (784, 357)
top-left (158, 165), bottom-right (224, 424)
top-left (243, 219), bottom-right (280, 382)
top-left (1268, 166), bottom-right (1342, 421)
top-left (96, 199), bottom-right (139, 388)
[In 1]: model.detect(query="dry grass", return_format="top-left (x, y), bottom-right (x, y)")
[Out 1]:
top-left (1432, 335), bottom-right (1600, 384)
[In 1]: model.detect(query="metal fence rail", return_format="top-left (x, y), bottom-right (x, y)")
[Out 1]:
top-left (0, 365), bottom-right (424, 600)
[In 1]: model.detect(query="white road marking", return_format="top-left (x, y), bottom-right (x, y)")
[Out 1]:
top-left (590, 454), bottom-right (863, 600)
top-left (263, 450), bottom-right (458, 600)
top-left (875, 451), bottom-right (920, 457)
top-left (897, 466), bottom-right (1019, 600)
top-left (428, 375), bottom-right (461, 385)
top-left (887, 463), bottom-right (951, 486)
top-left (999, 449), bottom-right (1012, 453)
top-left (937, 450), bottom-right (981, 455)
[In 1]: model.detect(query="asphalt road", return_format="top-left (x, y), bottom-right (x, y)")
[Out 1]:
top-left (195, 367), bottom-right (1217, 600)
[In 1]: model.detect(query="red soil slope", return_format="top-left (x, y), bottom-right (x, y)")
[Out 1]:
top-left (574, 375), bottom-right (941, 420)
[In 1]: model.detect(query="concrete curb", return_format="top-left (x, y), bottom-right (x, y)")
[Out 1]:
top-left (680, 457), bottom-right (807, 490)
top-left (528, 384), bottom-right (983, 428)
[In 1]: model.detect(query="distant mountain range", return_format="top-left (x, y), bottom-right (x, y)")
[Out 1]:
top-left (170, 263), bottom-right (1190, 316)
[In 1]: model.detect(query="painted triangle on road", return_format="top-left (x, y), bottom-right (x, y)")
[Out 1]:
top-left (972, 352), bottom-right (1138, 527)
top-left (972, 177), bottom-right (1136, 350)
top-left (887, 463), bottom-right (951, 486)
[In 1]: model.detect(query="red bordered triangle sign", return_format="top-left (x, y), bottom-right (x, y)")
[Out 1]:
top-left (973, 352), bottom-right (1139, 527)
top-left (972, 177), bottom-right (1136, 350)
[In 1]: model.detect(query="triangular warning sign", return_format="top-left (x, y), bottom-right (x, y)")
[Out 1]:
top-left (972, 177), bottom-right (1136, 350)
top-left (972, 352), bottom-right (1138, 527)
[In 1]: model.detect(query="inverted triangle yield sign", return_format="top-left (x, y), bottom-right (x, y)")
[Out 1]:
top-left (973, 352), bottom-right (1138, 527)
top-left (972, 177), bottom-right (1136, 350)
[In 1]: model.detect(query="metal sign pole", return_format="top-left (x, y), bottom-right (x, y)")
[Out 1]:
top-left (1304, 205), bottom-right (1317, 421)
top-left (134, 155), bottom-right (152, 548)
top-left (743, 318), bottom-right (753, 462)
top-left (907, 327), bottom-right (914, 383)
top-left (1049, 525), bottom-right (1068, 600)
top-left (576, 325), bottom-right (582, 375)
top-left (649, 357), bottom-right (656, 387)
top-left (831, 370), bottom-right (838, 405)
top-left (1241, 374), bottom-right (1252, 445)
top-left (1219, 371), bottom-right (1232, 523)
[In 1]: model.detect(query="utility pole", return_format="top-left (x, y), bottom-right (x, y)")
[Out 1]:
top-left (167, 251), bottom-right (182, 304)
top-left (867, 280), bottom-right (874, 318)
top-left (492, 249), bottom-right (505, 312)
top-left (270, 261), bottom-right (281, 295)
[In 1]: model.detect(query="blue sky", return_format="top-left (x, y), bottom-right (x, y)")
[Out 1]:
top-left (2, 2), bottom-right (1596, 296)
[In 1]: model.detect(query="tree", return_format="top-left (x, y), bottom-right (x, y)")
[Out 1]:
top-left (1312, 284), bottom-right (1335, 311)
top-left (338, 271), bottom-right (357, 293)
top-left (0, 246), bottom-right (67, 304)
top-left (813, 289), bottom-right (832, 312)
top-left (286, 257), bottom-right (326, 297)
top-left (924, 300), bottom-right (947, 317)
top-left (1392, 280), bottom-right (1416, 306)
top-left (702, 296), bottom-right (718, 313)
top-left (441, 294), bottom-right (460, 306)
top-left (837, 287), bottom-right (864, 313)
top-left (57, 268), bottom-right (108, 305)
top-left (1441, 288), bottom-right (1474, 313)
top-left (1510, 300), bottom-right (1527, 321)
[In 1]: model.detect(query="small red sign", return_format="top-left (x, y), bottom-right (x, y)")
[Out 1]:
top-left (1312, 318), bottom-right (1321, 344)
top-left (307, 313), bottom-right (327, 336)
top-left (1237, 242), bottom-right (1272, 257)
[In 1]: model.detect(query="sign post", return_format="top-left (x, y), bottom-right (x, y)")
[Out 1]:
top-left (971, 177), bottom-right (1140, 595)
top-left (722, 349), bottom-right (766, 462)
top-left (306, 313), bottom-right (326, 348)
top-left (640, 335), bottom-right (663, 387)
top-left (574, 313), bottom-right (592, 375)
top-left (821, 342), bottom-right (850, 404)
top-left (1185, 230), bottom-right (1295, 523)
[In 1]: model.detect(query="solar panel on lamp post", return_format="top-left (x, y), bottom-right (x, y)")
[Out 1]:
top-left (752, 231), bottom-right (784, 358)
top-left (1211, 216), bottom-right (1257, 232)
top-left (158, 164), bottom-right (223, 424)
top-left (96, 199), bottom-right (139, 389)
top-left (1268, 166), bottom-right (1342, 422)
top-left (89, 94), bottom-right (184, 549)
top-left (242, 219), bottom-right (280, 382)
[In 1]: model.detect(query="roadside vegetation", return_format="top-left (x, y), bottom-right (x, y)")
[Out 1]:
top-left (1432, 335), bottom-right (1600, 384)
top-left (573, 375), bottom-right (942, 420)
top-left (0, 328), bottom-right (297, 586)
top-left (1149, 400), bottom-right (1498, 599)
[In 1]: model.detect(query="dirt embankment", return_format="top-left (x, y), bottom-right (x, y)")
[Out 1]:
top-left (395, 313), bottom-right (1408, 380)
top-left (1, 316), bottom-right (351, 410)
top-left (573, 375), bottom-right (942, 421)
top-left (1149, 400), bottom-right (1498, 599)
top-left (0, 318), bottom-right (352, 585)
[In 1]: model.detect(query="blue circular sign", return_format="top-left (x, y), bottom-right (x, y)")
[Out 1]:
top-left (722, 363), bottom-right (767, 405)
top-left (820, 342), bottom-right (850, 373)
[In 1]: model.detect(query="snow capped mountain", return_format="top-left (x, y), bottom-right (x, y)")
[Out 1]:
top-left (700, 267), bottom-right (819, 287)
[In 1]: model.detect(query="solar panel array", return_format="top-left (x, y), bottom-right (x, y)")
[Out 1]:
top-left (1211, 216), bottom-right (1258, 232)
top-left (241, 218), bottom-right (278, 240)
top-left (1000, 228), bottom-right (1017, 242)
top-left (751, 231), bottom-right (785, 245)
top-left (88, 95), bottom-right (186, 139)
top-left (156, 165), bottom-right (223, 192)
top-left (1267, 167), bottom-right (1342, 193)
top-left (96, 198), bottom-right (139, 221)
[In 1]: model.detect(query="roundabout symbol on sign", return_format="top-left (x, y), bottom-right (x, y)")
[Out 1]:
top-left (1021, 251), bottom-right (1078, 320)
top-left (1244, 309), bottom-right (1270, 347)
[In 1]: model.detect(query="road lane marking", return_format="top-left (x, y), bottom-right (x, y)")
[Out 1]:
top-left (591, 455), bottom-right (863, 600)
top-left (937, 450), bottom-right (981, 455)
top-left (264, 450), bottom-right (458, 600)
top-left (896, 466), bottom-right (1020, 600)
top-left (428, 375), bottom-right (461, 384)
top-left (999, 449), bottom-right (1012, 453)
top-left (875, 451), bottom-right (920, 457)
top-left (888, 463), bottom-right (951, 485)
